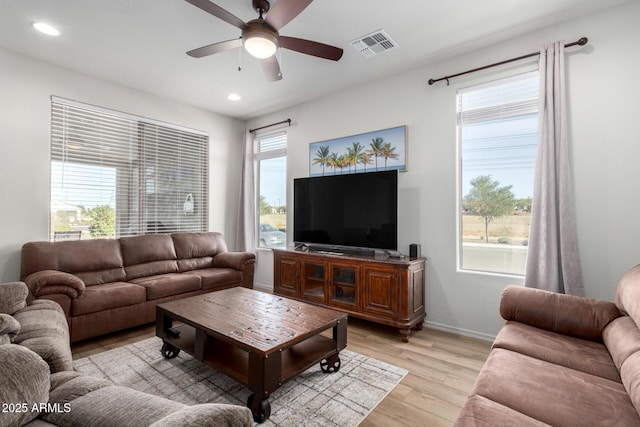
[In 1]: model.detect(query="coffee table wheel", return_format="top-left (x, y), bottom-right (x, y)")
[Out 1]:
top-left (247, 393), bottom-right (271, 423)
top-left (161, 342), bottom-right (180, 359)
top-left (320, 353), bottom-right (341, 373)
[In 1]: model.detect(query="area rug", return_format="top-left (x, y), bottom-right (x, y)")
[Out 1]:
top-left (74, 337), bottom-right (407, 426)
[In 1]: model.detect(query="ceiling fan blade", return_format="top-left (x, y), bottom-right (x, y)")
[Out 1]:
top-left (187, 38), bottom-right (243, 58)
top-left (279, 36), bottom-right (344, 61)
top-left (264, 0), bottom-right (313, 31)
top-left (261, 56), bottom-right (283, 81)
top-left (184, 0), bottom-right (247, 30)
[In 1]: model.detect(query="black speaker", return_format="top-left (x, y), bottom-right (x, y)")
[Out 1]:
top-left (409, 243), bottom-right (421, 258)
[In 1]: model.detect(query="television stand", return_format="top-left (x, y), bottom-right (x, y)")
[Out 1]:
top-left (273, 248), bottom-right (426, 343)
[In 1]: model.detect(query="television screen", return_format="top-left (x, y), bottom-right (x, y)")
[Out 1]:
top-left (294, 170), bottom-right (398, 251)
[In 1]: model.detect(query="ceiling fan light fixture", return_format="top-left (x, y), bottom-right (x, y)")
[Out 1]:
top-left (244, 34), bottom-right (278, 59)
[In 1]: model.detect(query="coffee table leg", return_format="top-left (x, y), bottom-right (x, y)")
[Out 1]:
top-left (247, 394), bottom-right (271, 423)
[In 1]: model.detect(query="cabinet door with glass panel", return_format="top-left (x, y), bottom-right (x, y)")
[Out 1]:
top-left (301, 260), bottom-right (327, 303)
top-left (329, 262), bottom-right (359, 310)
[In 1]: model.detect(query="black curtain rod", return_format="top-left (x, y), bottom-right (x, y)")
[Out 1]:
top-left (428, 37), bottom-right (588, 86)
top-left (249, 119), bottom-right (291, 133)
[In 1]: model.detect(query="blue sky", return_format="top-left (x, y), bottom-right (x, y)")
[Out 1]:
top-left (259, 156), bottom-right (286, 207)
top-left (51, 161), bottom-right (116, 208)
top-left (461, 115), bottom-right (537, 199)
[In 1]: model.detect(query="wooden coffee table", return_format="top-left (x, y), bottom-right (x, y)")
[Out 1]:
top-left (155, 287), bottom-right (347, 423)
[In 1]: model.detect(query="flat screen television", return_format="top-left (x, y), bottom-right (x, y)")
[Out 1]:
top-left (294, 170), bottom-right (398, 251)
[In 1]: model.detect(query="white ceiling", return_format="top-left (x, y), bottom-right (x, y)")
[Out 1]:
top-left (0, 0), bottom-right (632, 120)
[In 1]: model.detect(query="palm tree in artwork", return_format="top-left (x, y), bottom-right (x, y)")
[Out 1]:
top-left (328, 152), bottom-right (340, 175)
top-left (336, 155), bottom-right (348, 174)
top-left (369, 137), bottom-right (385, 171)
top-left (346, 142), bottom-right (364, 173)
top-left (381, 142), bottom-right (400, 170)
top-left (358, 151), bottom-right (372, 172)
top-left (312, 145), bottom-right (330, 176)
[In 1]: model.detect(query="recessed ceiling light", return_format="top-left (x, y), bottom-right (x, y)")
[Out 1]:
top-left (228, 94), bottom-right (241, 101)
top-left (32, 21), bottom-right (60, 36)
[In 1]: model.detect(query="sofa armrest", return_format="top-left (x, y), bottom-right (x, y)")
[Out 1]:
top-left (499, 285), bottom-right (622, 341)
top-left (24, 270), bottom-right (85, 299)
top-left (212, 252), bottom-right (256, 271)
top-left (0, 281), bottom-right (29, 315)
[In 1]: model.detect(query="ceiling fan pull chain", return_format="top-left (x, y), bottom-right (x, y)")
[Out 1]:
top-left (238, 44), bottom-right (243, 71)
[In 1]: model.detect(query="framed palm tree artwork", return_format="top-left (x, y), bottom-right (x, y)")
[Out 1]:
top-left (309, 125), bottom-right (407, 177)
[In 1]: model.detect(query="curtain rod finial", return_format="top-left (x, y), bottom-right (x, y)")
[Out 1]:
top-left (577, 37), bottom-right (588, 46)
top-left (427, 79), bottom-right (435, 85)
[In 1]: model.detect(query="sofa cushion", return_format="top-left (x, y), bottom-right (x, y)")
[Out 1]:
top-left (120, 235), bottom-right (180, 280)
top-left (454, 395), bottom-right (551, 427)
top-left (0, 313), bottom-right (20, 345)
top-left (471, 349), bottom-right (640, 426)
top-left (187, 268), bottom-right (242, 290)
top-left (43, 385), bottom-right (184, 426)
top-left (150, 403), bottom-right (253, 427)
top-left (21, 240), bottom-right (126, 285)
top-left (493, 321), bottom-right (620, 381)
top-left (0, 281), bottom-right (29, 314)
top-left (130, 273), bottom-right (202, 300)
top-left (172, 231), bottom-right (226, 259)
top-left (120, 234), bottom-right (177, 266)
top-left (177, 257), bottom-right (214, 272)
top-left (620, 351), bottom-right (640, 417)
top-left (0, 345), bottom-right (50, 427)
top-left (172, 232), bottom-right (226, 272)
top-left (13, 299), bottom-right (73, 373)
top-left (48, 371), bottom-right (114, 405)
top-left (71, 282), bottom-right (146, 316)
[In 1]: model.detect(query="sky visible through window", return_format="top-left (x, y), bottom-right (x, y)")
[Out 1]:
top-left (260, 156), bottom-right (286, 207)
top-left (461, 114), bottom-right (537, 199)
top-left (51, 161), bottom-right (116, 209)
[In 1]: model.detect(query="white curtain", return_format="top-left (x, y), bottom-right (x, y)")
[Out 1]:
top-left (235, 129), bottom-right (256, 252)
top-left (524, 41), bottom-right (584, 296)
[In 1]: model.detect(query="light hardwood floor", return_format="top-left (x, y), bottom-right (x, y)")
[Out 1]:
top-left (71, 317), bottom-right (492, 426)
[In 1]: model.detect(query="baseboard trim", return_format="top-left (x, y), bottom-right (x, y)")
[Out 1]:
top-left (424, 320), bottom-right (495, 342)
top-left (253, 282), bottom-right (273, 293)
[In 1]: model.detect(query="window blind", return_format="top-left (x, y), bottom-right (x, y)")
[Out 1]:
top-left (457, 72), bottom-right (539, 175)
top-left (50, 97), bottom-right (208, 240)
top-left (255, 131), bottom-right (287, 160)
top-left (457, 71), bottom-right (539, 125)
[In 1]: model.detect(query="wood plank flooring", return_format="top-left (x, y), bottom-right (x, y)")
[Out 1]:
top-left (71, 316), bottom-right (492, 426)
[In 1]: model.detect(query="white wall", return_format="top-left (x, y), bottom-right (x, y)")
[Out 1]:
top-left (0, 48), bottom-right (245, 282)
top-left (249, 3), bottom-right (640, 339)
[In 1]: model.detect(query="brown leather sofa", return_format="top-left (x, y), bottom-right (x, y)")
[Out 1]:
top-left (20, 232), bottom-right (255, 342)
top-left (455, 264), bottom-right (640, 426)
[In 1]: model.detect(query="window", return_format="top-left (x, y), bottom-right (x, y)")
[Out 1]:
top-left (254, 131), bottom-right (287, 248)
top-left (457, 71), bottom-right (539, 275)
top-left (50, 97), bottom-right (208, 241)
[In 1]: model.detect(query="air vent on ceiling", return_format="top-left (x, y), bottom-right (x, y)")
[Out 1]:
top-left (350, 29), bottom-right (398, 58)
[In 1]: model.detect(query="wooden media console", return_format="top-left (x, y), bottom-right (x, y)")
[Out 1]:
top-left (273, 248), bottom-right (426, 342)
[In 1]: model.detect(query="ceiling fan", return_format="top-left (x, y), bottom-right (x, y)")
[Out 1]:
top-left (184, 0), bottom-right (344, 81)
